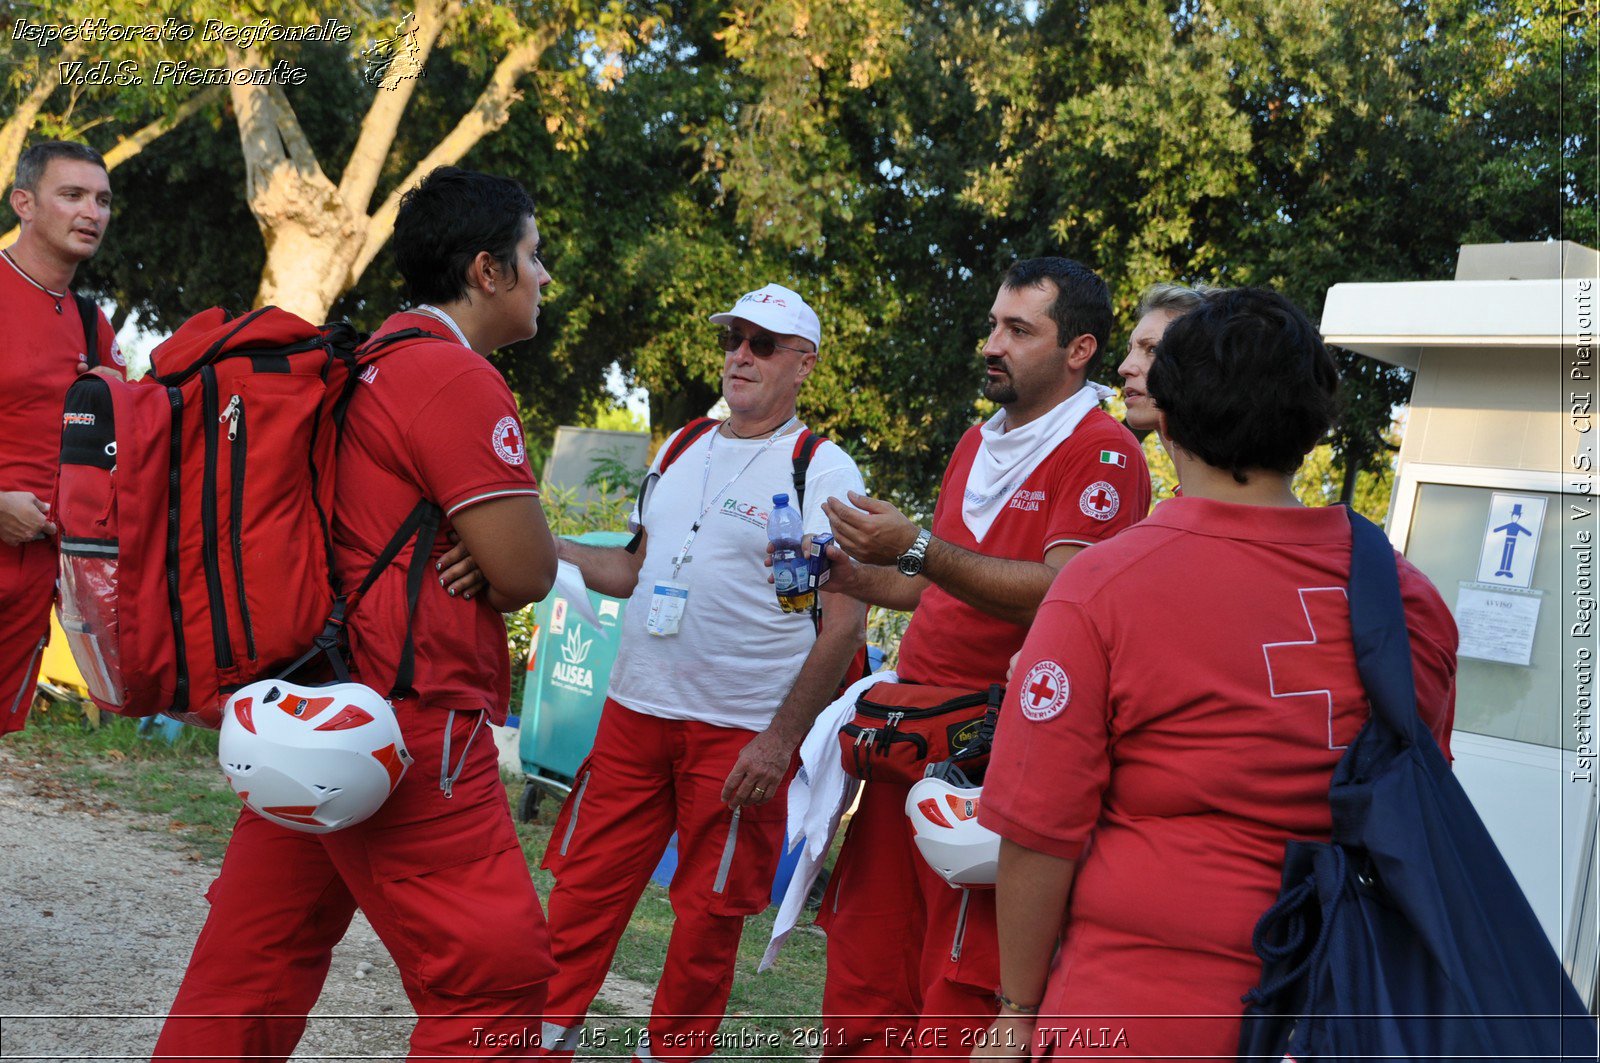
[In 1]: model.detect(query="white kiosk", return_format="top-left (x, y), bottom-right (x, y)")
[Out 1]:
top-left (1322, 241), bottom-right (1599, 1004)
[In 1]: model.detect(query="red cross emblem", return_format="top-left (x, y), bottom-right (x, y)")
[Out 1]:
top-left (1079, 480), bottom-right (1120, 521)
top-left (492, 415), bottom-right (526, 466)
top-left (1262, 587), bottom-right (1361, 750)
top-left (1020, 659), bottom-right (1070, 721)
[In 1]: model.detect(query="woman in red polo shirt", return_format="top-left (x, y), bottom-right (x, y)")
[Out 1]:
top-left (976, 288), bottom-right (1458, 1060)
top-left (155, 168), bottom-right (559, 1061)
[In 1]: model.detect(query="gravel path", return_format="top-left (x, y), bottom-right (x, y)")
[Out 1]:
top-left (0, 745), bottom-right (654, 1061)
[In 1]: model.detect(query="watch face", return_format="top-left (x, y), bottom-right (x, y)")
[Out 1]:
top-left (897, 554), bottom-right (922, 576)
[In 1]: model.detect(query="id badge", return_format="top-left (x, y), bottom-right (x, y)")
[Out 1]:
top-left (646, 579), bottom-right (690, 636)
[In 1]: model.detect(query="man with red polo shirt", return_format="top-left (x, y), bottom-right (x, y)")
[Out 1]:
top-left (154, 167), bottom-right (560, 1060)
top-left (818, 258), bottom-right (1151, 1057)
top-left (0, 140), bottom-right (121, 735)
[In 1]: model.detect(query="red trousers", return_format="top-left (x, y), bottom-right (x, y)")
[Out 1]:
top-left (153, 703), bottom-right (555, 1062)
top-left (819, 780), bottom-right (999, 1062)
top-left (0, 541), bottom-right (54, 736)
top-left (538, 699), bottom-right (792, 1062)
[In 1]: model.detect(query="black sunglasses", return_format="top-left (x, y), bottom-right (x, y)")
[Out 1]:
top-left (718, 327), bottom-right (810, 358)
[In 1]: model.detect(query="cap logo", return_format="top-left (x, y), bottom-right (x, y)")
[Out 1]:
top-left (740, 292), bottom-right (788, 307)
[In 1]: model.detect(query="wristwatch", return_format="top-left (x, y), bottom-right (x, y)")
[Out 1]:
top-left (897, 527), bottom-right (932, 577)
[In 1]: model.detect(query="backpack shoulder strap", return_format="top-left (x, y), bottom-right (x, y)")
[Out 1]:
top-left (660, 417), bottom-right (721, 473)
top-left (74, 292), bottom-right (99, 369)
top-left (791, 428), bottom-right (827, 516)
top-left (624, 417), bottom-right (721, 554)
top-left (277, 499), bottom-right (441, 698)
top-left (355, 326), bottom-right (446, 362)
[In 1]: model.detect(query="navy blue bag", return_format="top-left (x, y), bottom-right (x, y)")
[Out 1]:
top-left (1237, 508), bottom-right (1597, 1061)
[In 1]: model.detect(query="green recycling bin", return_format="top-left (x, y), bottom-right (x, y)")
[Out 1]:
top-left (517, 530), bottom-right (631, 818)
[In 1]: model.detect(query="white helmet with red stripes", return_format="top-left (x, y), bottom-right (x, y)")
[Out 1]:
top-left (218, 679), bottom-right (413, 834)
top-left (905, 776), bottom-right (1001, 887)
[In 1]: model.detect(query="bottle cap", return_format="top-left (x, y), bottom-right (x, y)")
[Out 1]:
top-left (772, 493), bottom-right (790, 506)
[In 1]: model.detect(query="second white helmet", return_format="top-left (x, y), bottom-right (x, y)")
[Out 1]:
top-left (906, 776), bottom-right (1002, 887)
top-left (218, 679), bottom-right (413, 834)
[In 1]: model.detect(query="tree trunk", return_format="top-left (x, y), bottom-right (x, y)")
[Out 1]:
top-left (1339, 451), bottom-right (1362, 505)
top-left (226, 15), bottom-right (549, 323)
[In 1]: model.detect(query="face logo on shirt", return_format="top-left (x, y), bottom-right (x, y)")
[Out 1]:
top-left (1020, 659), bottom-right (1070, 721)
top-left (1079, 480), bottom-right (1120, 521)
top-left (493, 415), bottom-right (526, 466)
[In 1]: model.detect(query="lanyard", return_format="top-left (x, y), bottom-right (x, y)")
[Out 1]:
top-left (414, 304), bottom-right (472, 349)
top-left (670, 416), bottom-right (799, 579)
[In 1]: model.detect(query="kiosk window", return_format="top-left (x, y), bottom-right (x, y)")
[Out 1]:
top-left (1403, 482), bottom-right (1574, 749)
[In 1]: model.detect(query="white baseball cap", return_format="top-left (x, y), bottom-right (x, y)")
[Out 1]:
top-left (709, 283), bottom-right (821, 350)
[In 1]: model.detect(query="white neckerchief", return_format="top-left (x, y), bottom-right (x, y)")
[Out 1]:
top-left (961, 383), bottom-right (1114, 543)
top-left (413, 303), bottom-right (471, 349)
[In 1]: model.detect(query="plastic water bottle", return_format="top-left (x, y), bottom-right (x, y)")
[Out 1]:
top-left (768, 493), bottom-right (813, 613)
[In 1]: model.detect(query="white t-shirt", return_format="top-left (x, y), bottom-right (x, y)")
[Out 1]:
top-left (606, 422), bottom-right (867, 731)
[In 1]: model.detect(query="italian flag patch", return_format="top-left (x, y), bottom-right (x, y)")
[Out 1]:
top-left (1099, 450), bottom-right (1127, 467)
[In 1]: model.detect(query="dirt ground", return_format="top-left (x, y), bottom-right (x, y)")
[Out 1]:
top-left (0, 744), bottom-right (655, 1061)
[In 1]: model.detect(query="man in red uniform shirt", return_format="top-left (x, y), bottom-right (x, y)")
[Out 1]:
top-left (154, 168), bottom-right (561, 1061)
top-left (976, 287), bottom-right (1458, 1060)
top-left (818, 258), bottom-right (1152, 1057)
top-left (0, 141), bottom-right (120, 735)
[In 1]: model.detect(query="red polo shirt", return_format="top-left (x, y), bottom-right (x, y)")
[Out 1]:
top-left (981, 498), bottom-right (1458, 1055)
top-left (333, 312), bottom-right (539, 723)
top-left (896, 409), bottom-right (1151, 689)
top-left (0, 257), bottom-right (120, 503)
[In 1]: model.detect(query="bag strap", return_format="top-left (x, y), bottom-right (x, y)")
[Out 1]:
top-left (74, 292), bottom-right (99, 369)
top-left (792, 428), bottom-right (825, 515)
top-left (1344, 506), bottom-right (1424, 748)
top-left (278, 499), bottom-right (442, 698)
top-left (354, 326), bottom-right (445, 363)
top-left (625, 416), bottom-right (720, 554)
top-left (789, 429), bottom-right (831, 633)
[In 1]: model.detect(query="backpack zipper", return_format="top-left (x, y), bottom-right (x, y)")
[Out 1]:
top-left (222, 395), bottom-right (256, 661)
top-left (199, 367), bottom-right (234, 670)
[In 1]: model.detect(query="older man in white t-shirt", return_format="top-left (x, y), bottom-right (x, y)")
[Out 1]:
top-left (539, 283), bottom-right (868, 1062)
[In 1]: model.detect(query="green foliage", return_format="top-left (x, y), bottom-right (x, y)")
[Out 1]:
top-left (5, 0), bottom-right (1583, 515)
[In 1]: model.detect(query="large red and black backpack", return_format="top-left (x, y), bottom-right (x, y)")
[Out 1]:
top-left (54, 307), bottom-right (436, 727)
top-left (627, 417), bottom-right (869, 686)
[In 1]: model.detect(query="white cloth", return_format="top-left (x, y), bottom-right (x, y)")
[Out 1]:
top-left (606, 424), bottom-right (866, 732)
top-left (760, 668), bottom-right (897, 971)
top-left (961, 383), bottom-right (1115, 543)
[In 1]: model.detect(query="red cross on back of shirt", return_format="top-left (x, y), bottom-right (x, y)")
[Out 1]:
top-left (1262, 587), bottom-right (1362, 750)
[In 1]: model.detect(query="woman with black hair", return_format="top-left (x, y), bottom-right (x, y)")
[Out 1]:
top-left (155, 168), bottom-right (559, 1061)
top-left (975, 288), bottom-right (1459, 1059)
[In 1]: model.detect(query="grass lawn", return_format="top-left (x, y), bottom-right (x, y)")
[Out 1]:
top-left (8, 697), bottom-right (835, 1056)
